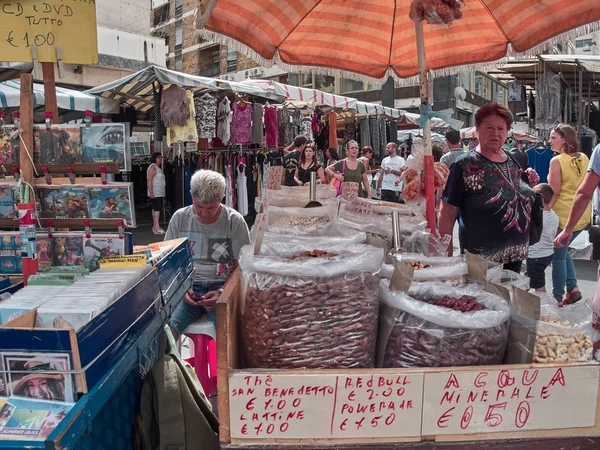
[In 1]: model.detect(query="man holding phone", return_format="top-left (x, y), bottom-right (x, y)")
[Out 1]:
top-left (165, 170), bottom-right (251, 338)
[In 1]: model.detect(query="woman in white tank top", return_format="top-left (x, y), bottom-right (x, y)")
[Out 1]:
top-left (147, 152), bottom-right (167, 234)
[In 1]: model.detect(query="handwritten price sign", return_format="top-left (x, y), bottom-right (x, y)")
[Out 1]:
top-left (229, 373), bottom-right (423, 439)
top-left (348, 199), bottom-right (373, 216)
top-left (267, 166), bottom-right (284, 191)
top-left (422, 365), bottom-right (599, 435)
top-left (341, 182), bottom-right (359, 201)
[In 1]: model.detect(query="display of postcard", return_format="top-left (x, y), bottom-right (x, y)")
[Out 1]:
top-left (0, 130), bottom-right (19, 164)
top-left (0, 358), bottom-right (7, 398)
top-left (83, 234), bottom-right (126, 271)
top-left (32, 126), bottom-right (42, 164)
top-left (88, 183), bottom-right (136, 227)
top-left (52, 234), bottom-right (85, 268)
top-left (35, 234), bottom-right (53, 272)
top-left (37, 185), bottom-right (90, 219)
top-left (0, 184), bottom-right (16, 219)
top-left (1, 352), bottom-right (75, 403)
top-left (0, 233), bottom-right (19, 251)
top-left (82, 123), bottom-right (130, 171)
top-left (38, 126), bottom-right (82, 165)
top-left (0, 397), bottom-right (74, 440)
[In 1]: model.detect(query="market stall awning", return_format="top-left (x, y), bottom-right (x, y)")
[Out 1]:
top-left (85, 65), bottom-right (284, 116)
top-left (0, 79), bottom-right (119, 114)
top-left (240, 79), bottom-right (357, 110)
top-left (461, 127), bottom-right (540, 142)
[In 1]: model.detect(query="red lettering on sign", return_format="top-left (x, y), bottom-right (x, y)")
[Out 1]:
top-left (474, 372), bottom-right (488, 388)
top-left (292, 398), bottom-right (301, 408)
top-left (371, 415), bottom-right (383, 428)
top-left (548, 368), bottom-right (566, 387)
top-left (397, 388), bottom-right (406, 397)
top-left (484, 402), bottom-right (507, 427)
top-left (460, 406), bottom-right (474, 430)
top-left (467, 391), bottom-right (478, 403)
top-left (246, 398), bottom-right (256, 411)
top-left (280, 422), bottom-right (289, 433)
top-left (437, 407), bottom-right (455, 428)
top-left (241, 424), bottom-right (248, 435)
top-left (348, 391), bottom-right (355, 401)
top-left (515, 401), bottom-right (531, 429)
top-left (510, 388), bottom-right (520, 400)
top-left (522, 369), bottom-right (538, 386)
top-left (344, 378), bottom-right (353, 389)
top-left (541, 385), bottom-right (550, 400)
top-left (526, 387), bottom-right (535, 399)
top-left (495, 389), bottom-right (505, 402)
top-left (497, 370), bottom-right (515, 388)
top-left (445, 373), bottom-right (460, 389)
top-left (340, 419), bottom-right (348, 431)
top-left (355, 417), bottom-right (365, 430)
top-left (440, 390), bottom-right (458, 405)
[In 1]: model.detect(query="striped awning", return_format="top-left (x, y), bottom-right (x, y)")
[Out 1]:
top-left (241, 79), bottom-right (357, 110)
top-left (0, 80), bottom-right (119, 114)
top-left (197, 1), bottom-right (600, 81)
top-left (85, 65), bottom-right (284, 116)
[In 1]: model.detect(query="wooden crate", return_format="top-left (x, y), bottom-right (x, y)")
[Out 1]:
top-left (216, 270), bottom-right (600, 448)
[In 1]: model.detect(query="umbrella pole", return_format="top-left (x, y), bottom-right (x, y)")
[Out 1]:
top-left (414, 20), bottom-right (436, 232)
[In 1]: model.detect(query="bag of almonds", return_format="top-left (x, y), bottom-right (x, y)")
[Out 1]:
top-left (238, 242), bottom-right (384, 369)
top-left (266, 204), bottom-right (337, 231)
top-left (394, 254), bottom-right (468, 285)
top-left (262, 223), bottom-right (367, 244)
top-left (378, 280), bottom-right (510, 368)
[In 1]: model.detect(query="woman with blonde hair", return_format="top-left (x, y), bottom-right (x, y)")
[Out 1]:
top-left (548, 124), bottom-right (591, 304)
top-left (325, 140), bottom-right (371, 198)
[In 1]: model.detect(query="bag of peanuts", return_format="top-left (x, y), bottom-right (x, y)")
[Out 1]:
top-left (238, 242), bottom-right (384, 369)
top-left (265, 204), bottom-right (338, 233)
top-left (263, 224), bottom-right (367, 245)
top-left (486, 265), bottom-right (530, 291)
top-left (265, 186), bottom-right (338, 207)
top-left (378, 280), bottom-right (510, 368)
top-left (394, 254), bottom-right (468, 285)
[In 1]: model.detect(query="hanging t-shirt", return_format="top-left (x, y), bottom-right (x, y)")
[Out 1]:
top-left (216, 97), bottom-right (232, 145)
top-left (237, 164), bottom-right (248, 216)
top-left (167, 91), bottom-right (198, 146)
top-left (300, 116), bottom-right (313, 141)
top-left (230, 102), bottom-right (253, 144)
top-left (195, 94), bottom-right (218, 139)
top-left (252, 103), bottom-right (265, 145)
top-left (283, 150), bottom-right (301, 186)
top-left (332, 159), bottom-right (367, 197)
top-left (526, 146), bottom-right (553, 183)
top-left (264, 106), bottom-right (278, 148)
top-left (442, 151), bottom-right (535, 264)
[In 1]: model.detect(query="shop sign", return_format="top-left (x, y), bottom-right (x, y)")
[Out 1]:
top-left (341, 182), bottom-right (359, 201)
top-left (267, 166), bottom-right (283, 190)
top-left (99, 253), bottom-right (147, 268)
top-left (230, 373), bottom-right (424, 439)
top-left (348, 198), bottom-right (372, 216)
top-left (0, 0), bottom-right (98, 64)
top-left (422, 365), bottom-right (599, 435)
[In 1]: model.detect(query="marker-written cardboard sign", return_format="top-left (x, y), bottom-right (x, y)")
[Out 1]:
top-left (267, 166), bottom-right (283, 191)
top-left (230, 373), bottom-right (424, 439)
top-left (0, 0), bottom-right (99, 64)
top-left (252, 213), bottom-right (266, 255)
top-left (422, 365), bottom-right (599, 435)
top-left (99, 253), bottom-right (147, 268)
top-left (348, 198), bottom-right (373, 216)
top-left (341, 182), bottom-right (359, 201)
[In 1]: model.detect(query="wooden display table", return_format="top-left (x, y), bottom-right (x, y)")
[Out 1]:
top-left (216, 270), bottom-right (600, 449)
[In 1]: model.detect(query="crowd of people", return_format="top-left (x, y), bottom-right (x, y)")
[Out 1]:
top-left (161, 101), bottom-right (600, 334)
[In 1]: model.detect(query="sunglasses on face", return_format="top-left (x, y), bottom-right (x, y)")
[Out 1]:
top-left (554, 126), bottom-right (565, 137)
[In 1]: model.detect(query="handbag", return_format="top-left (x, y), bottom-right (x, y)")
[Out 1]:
top-left (328, 160), bottom-right (346, 196)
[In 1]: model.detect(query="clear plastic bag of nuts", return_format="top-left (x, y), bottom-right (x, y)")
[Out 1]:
top-left (394, 253), bottom-right (468, 284)
top-left (238, 241), bottom-right (384, 369)
top-left (378, 280), bottom-right (510, 368)
top-left (266, 204), bottom-right (337, 229)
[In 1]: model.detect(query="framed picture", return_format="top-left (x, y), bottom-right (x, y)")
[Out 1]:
top-left (88, 183), bottom-right (136, 227)
top-left (52, 234), bottom-right (85, 268)
top-left (0, 184), bottom-right (16, 219)
top-left (0, 129), bottom-right (19, 164)
top-left (82, 123), bottom-right (130, 171)
top-left (0, 397), bottom-right (74, 440)
top-left (38, 126), bottom-right (83, 165)
top-left (37, 185), bottom-right (90, 219)
top-left (1, 352), bottom-right (75, 403)
top-left (83, 234), bottom-right (125, 271)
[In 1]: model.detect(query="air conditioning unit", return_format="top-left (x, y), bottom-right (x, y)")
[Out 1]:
top-left (244, 70), bottom-right (251, 78)
top-left (252, 68), bottom-right (263, 76)
top-left (219, 74), bottom-right (233, 81)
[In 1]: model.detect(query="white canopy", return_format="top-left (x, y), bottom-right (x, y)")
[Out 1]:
top-left (0, 79), bottom-right (119, 114)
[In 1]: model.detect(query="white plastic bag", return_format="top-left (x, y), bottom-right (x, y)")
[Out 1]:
top-left (394, 254), bottom-right (468, 282)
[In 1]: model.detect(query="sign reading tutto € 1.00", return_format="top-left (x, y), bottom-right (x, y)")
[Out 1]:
top-left (0, 0), bottom-right (98, 64)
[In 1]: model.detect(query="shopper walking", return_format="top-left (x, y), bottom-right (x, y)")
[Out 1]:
top-left (325, 147), bottom-right (340, 168)
top-left (440, 129), bottom-right (464, 168)
top-left (439, 102), bottom-right (539, 273)
top-left (294, 142), bottom-right (326, 185)
top-left (325, 140), bottom-right (371, 198)
top-left (166, 170), bottom-right (251, 337)
top-left (147, 152), bottom-right (167, 234)
top-left (548, 124), bottom-right (591, 303)
top-left (283, 135), bottom-right (307, 186)
top-left (376, 142), bottom-right (406, 203)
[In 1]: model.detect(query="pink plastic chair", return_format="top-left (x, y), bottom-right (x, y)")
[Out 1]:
top-left (183, 317), bottom-right (217, 397)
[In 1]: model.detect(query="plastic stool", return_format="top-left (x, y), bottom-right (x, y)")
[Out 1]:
top-left (182, 317), bottom-right (217, 397)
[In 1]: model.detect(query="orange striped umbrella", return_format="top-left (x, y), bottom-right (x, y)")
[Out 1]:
top-left (197, 0), bottom-right (600, 81)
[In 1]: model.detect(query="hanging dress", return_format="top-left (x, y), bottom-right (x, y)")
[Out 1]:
top-left (230, 102), bottom-right (253, 144)
top-left (216, 97), bottom-right (232, 145)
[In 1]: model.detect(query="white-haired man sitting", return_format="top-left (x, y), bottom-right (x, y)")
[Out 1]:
top-left (166, 169), bottom-right (250, 337)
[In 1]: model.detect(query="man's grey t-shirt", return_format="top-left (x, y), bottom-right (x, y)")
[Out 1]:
top-left (165, 204), bottom-right (250, 282)
top-left (440, 148), bottom-right (465, 168)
